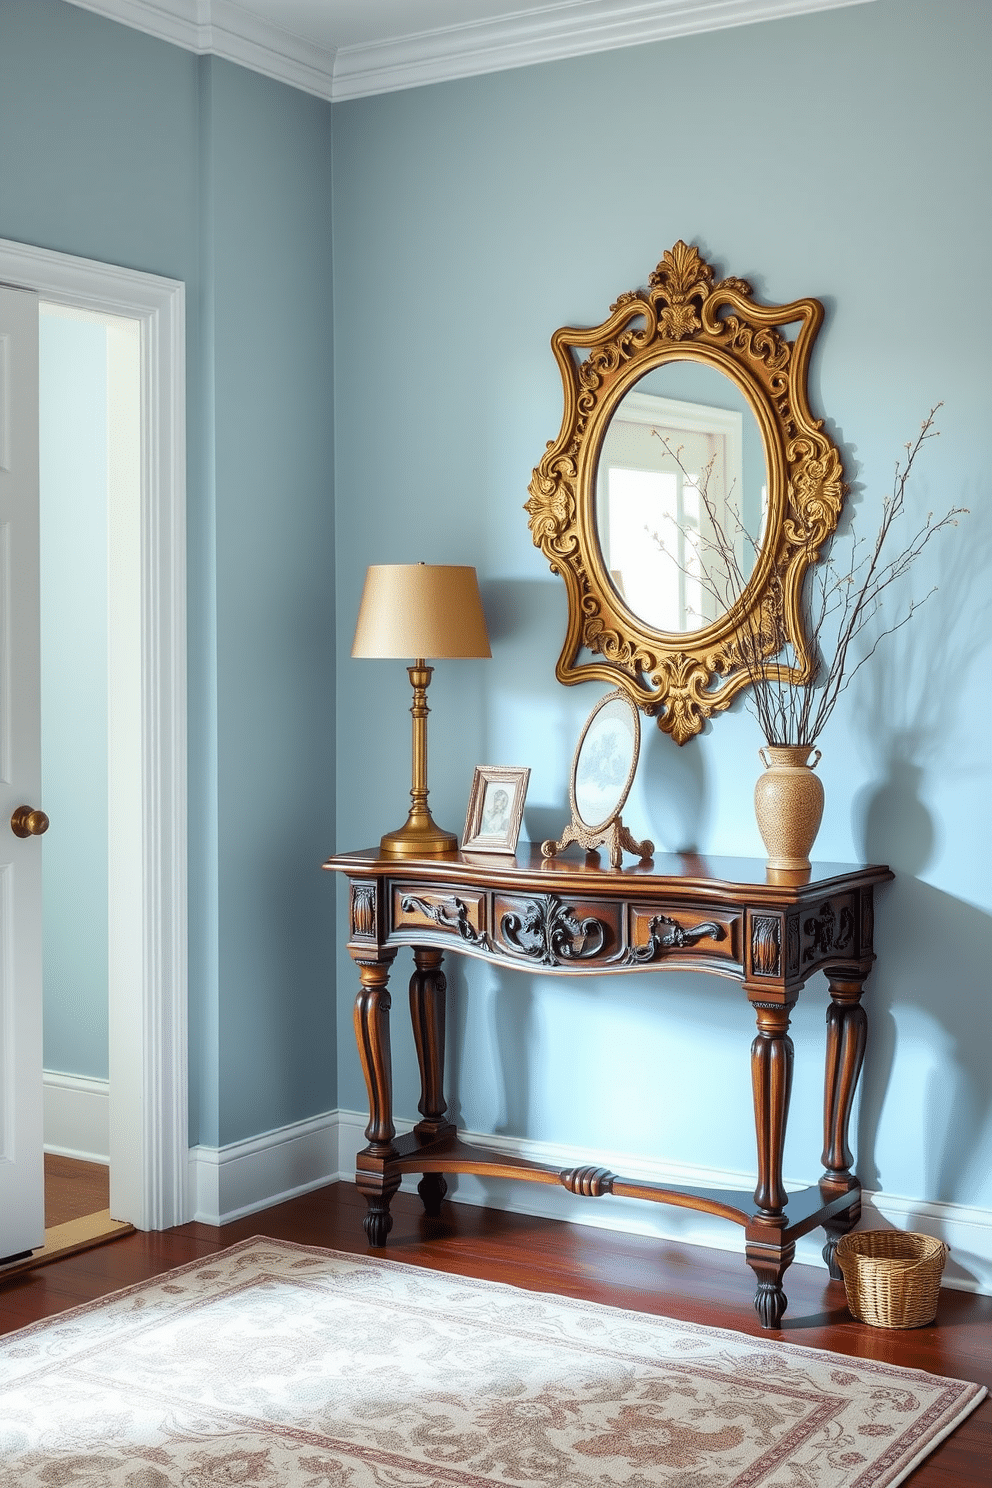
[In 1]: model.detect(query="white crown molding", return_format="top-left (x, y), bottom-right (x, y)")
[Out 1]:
top-left (63, 0), bottom-right (876, 102)
top-left (63, 0), bottom-right (339, 100)
top-left (333, 0), bottom-right (874, 101)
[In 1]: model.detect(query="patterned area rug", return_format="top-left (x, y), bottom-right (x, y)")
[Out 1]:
top-left (0, 1237), bottom-right (984, 1487)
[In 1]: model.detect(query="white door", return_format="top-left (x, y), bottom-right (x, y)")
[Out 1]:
top-left (0, 285), bottom-right (45, 1261)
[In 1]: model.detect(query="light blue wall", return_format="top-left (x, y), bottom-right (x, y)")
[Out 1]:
top-left (0, 0), bottom-right (337, 1148)
top-left (39, 312), bottom-right (109, 1080)
top-left (3, 0), bottom-right (990, 1233)
top-left (202, 58), bottom-right (337, 1144)
top-left (333, 0), bottom-right (992, 1224)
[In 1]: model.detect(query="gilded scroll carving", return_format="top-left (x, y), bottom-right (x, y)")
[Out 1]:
top-left (527, 241), bottom-right (845, 741)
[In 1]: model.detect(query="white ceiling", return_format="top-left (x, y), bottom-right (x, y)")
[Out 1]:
top-left (65, 0), bottom-right (875, 100)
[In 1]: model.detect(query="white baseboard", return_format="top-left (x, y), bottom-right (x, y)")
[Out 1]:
top-left (188, 1112), bottom-right (339, 1225)
top-left (43, 1071), bottom-right (110, 1164)
top-left (184, 1106), bottom-right (992, 1296)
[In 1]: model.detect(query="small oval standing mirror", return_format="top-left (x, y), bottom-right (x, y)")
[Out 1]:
top-left (596, 360), bottom-right (768, 636)
top-left (542, 690), bottom-right (653, 868)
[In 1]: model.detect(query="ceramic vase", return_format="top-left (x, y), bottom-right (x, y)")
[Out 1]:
top-left (754, 745), bottom-right (824, 872)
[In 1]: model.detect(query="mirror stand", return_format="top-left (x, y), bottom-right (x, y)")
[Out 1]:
top-left (541, 817), bottom-right (653, 871)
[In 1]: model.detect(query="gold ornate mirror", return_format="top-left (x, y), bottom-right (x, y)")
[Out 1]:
top-left (526, 242), bottom-right (844, 742)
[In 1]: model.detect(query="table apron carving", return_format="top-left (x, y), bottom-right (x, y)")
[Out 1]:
top-left (328, 848), bottom-right (892, 1328)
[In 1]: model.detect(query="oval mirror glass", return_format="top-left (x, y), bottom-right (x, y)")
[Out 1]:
top-left (573, 691), bottom-right (639, 831)
top-left (595, 359), bottom-right (768, 636)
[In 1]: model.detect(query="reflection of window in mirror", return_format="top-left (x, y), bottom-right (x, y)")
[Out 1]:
top-left (598, 385), bottom-right (767, 634)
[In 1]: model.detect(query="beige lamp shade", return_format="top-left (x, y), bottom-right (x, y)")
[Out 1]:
top-left (351, 563), bottom-right (491, 660)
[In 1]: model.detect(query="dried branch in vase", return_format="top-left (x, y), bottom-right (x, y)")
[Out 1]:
top-left (647, 407), bottom-right (966, 746)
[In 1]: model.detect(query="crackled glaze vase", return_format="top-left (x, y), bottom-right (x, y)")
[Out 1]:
top-left (754, 745), bottom-right (825, 872)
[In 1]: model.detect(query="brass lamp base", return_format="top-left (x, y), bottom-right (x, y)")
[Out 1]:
top-left (380, 827), bottom-right (458, 863)
top-left (375, 659), bottom-right (463, 859)
top-left (379, 813), bottom-right (458, 859)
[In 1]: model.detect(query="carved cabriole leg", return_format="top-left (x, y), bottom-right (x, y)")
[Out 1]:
top-left (353, 951), bottom-right (400, 1246)
top-left (820, 970), bottom-right (869, 1277)
top-left (409, 946), bottom-right (455, 1216)
top-left (747, 1002), bottom-right (795, 1328)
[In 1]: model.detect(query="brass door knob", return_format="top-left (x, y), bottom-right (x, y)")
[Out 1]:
top-left (10, 805), bottom-right (50, 838)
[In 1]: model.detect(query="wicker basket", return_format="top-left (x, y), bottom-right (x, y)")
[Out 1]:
top-left (835, 1230), bottom-right (948, 1328)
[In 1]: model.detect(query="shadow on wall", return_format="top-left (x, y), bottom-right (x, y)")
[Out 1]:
top-left (478, 577), bottom-right (567, 681)
top-left (482, 577), bottom-right (715, 853)
top-left (851, 502), bottom-right (992, 1210)
top-left (442, 958), bottom-right (538, 1157)
top-left (854, 880), bottom-right (991, 1204)
top-left (462, 541), bottom-right (992, 1220)
top-left (639, 723), bottom-right (709, 853)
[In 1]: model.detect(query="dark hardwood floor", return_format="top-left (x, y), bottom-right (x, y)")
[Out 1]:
top-left (1, 1182), bottom-right (988, 1485)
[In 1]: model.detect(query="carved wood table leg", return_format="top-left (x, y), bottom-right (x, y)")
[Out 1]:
top-left (820, 970), bottom-right (869, 1277)
top-left (410, 946), bottom-right (455, 1216)
top-left (352, 951), bottom-right (400, 1246)
top-left (747, 1003), bottom-right (795, 1328)
top-left (746, 1221), bottom-right (796, 1331)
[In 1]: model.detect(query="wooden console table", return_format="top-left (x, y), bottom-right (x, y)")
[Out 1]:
top-left (324, 847), bottom-right (892, 1328)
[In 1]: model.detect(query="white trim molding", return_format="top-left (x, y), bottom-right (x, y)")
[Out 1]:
top-left (331, 0), bottom-right (875, 101)
top-left (189, 1112), bottom-right (339, 1225)
top-left (63, 0), bottom-right (877, 101)
top-left (1, 237), bottom-right (189, 1232)
top-left (43, 1071), bottom-right (110, 1166)
top-left (189, 1107), bottom-right (992, 1297)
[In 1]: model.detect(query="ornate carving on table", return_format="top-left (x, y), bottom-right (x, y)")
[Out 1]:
top-left (803, 899), bottom-right (855, 962)
top-left (751, 916), bottom-right (781, 976)
top-left (400, 894), bottom-right (490, 948)
top-left (500, 894), bottom-right (607, 965)
top-left (326, 846), bottom-right (892, 1330)
top-left (351, 883), bottom-right (376, 938)
top-left (787, 914), bottom-right (801, 975)
top-left (627, 913), bottom-right (725, 964)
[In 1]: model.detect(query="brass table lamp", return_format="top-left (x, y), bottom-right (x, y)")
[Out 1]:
top-left (352, 563), bottom-right (491, 858)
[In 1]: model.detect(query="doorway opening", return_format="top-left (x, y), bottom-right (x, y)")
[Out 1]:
top-left (38, 303), bottom-right (140, 1255)
top-left (0, 235), bottom-right (189, 1235)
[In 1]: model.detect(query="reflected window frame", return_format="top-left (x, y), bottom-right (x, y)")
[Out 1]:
top-left (596, 390), bottom-right (744, 633)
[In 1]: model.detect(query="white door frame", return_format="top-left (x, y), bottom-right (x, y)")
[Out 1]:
top-left (0, 237), bottom-right (188, 1230)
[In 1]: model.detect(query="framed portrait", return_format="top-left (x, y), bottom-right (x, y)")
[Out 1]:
top-left (462, 765), bottom-right (530, 855)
